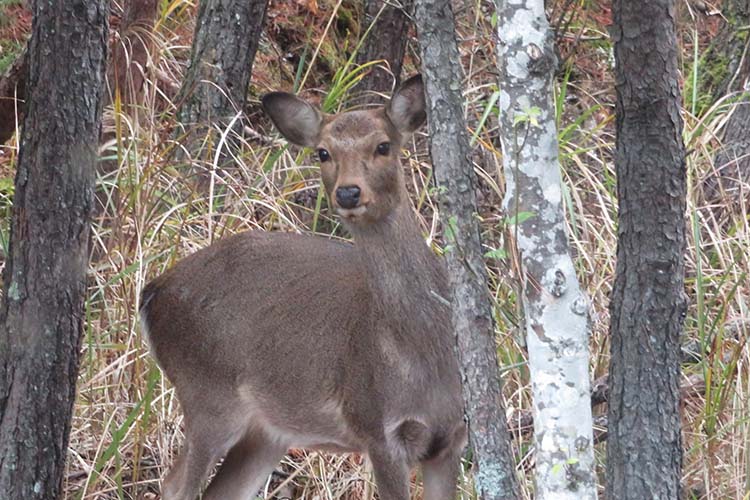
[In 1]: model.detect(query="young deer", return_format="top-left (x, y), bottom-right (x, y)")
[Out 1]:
top-left (140, 75), bottom-right (466, 500)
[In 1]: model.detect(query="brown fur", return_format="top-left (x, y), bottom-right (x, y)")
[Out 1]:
top-left (141, 75), bottom-right (466, 500)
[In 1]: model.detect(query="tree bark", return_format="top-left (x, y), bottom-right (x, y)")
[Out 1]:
top-left (606, 0), bottom-right (687, 498)
top-left (175, 0), bottom-right (268, 184)
top-left (703, 0), bottom-right (750, 214)
top-left (495, 1), bottom-right (597, 498)
top-left (356, 0), bottom-right (412, 99)
top-left (0, 0), bottom-right (109, 498)
top-left (0, 48), bottom-right (28, 145)
top-left (700, 0), bottom-right (750, 102)
top-left (413, 1), bottom-right (520, 499)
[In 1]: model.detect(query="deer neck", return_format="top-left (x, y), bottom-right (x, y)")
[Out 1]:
top-left (349, 202), bottom-right (450, 337)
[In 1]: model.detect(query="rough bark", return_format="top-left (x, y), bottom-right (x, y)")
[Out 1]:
top-left (413, 1), bottom-right (520, 499)
top-left (708, 99), bottom-right (750, 215)
top-left (700, 0), bottom-right (750, 102)
top-left (356, 0), bottom-right (412, 99)
top-left (703, 0), bottom-right (750, 213)
top-left (175, 0), bottom-right (268, 183)
top-left (0, 48), bottom-right (28, 145)
top-left (606, 0), bottom-right (687, 498)
top-left (495, 1), bottom-right (597, 498)
top-left (0, 0), bottom-right (109, 498)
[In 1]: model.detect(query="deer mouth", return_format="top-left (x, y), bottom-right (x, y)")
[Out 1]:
top-left (337, 205), bottom-right (368, 219)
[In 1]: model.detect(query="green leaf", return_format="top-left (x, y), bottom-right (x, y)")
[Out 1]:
top-left (444, 215), bottom-right (459, 243)
top-left (483, 248), bottom-right (507, 260)
top-left (507, 211), bottom-right (535, 226)
top-left (513, 106), bottom-right (542, 128)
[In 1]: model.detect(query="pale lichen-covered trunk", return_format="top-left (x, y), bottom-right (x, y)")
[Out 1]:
top-left (495, 1), bottom-right (597, 498)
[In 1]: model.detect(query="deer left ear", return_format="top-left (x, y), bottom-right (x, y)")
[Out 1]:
top-left (261, 92), bottom-right (323, 147)
top-left (386, 74), bottom-right (426, 136)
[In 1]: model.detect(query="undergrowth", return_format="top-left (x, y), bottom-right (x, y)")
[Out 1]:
top-left (0, 0), bottom-right (746, 498)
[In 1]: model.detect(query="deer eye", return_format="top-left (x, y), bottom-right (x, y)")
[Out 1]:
top-left (317, 148), bottom-right (330, 162)
top-left (376, 142), bottom-right (391, 156)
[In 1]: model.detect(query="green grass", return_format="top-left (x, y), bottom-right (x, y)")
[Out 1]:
top-left (0, 0), bottom-right (737, 498)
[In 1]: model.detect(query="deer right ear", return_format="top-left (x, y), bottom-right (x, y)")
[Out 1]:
top-left (262, 92), bottom-right (323, 147)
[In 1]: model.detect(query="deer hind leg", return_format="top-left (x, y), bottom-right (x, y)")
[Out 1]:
top-left (161, 411), bottom-right (244, 500)
top-left (202, 429), bottom-right (287, 500)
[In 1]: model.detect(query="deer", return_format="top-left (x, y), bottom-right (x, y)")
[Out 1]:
top-left (140, 75), bottom-right (467, 500)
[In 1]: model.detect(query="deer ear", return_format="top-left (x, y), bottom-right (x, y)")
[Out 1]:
top-left (386, 74), bottom-right (426, 135)
top-left (261, 92), bottom-right (323, 147)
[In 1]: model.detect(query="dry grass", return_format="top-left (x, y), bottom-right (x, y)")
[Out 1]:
top-left (0, 0), bottom-right (746, 498)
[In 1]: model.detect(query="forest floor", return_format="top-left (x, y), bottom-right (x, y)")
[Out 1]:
top-left (0, 0), bottom-right (748, 499)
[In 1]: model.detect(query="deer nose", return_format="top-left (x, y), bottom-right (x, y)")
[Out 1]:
top-left (336, 185), bottom-right (361, 209)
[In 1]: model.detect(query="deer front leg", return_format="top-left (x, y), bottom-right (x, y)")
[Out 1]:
top-left (368, 446), bottom-right (411, 500)
top-left (202, 429), bottom-right (287, 500)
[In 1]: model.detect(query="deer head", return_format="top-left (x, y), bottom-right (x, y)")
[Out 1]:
top-left (261, 75), bottom-right (426, 229)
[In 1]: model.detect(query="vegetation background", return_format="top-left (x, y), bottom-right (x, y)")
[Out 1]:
top-left (0, 0), bottom-right (747, 498)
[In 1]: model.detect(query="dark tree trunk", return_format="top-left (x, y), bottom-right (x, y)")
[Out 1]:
top-left (0, 0), bottom-right (109, 498)
top-left (413, 1), bottom-right (520, 499)
top-left (0, 48), bottom-right (28, 145)
top-left (607, 0), bottom-right (687, 498)
top-left (700, 0), bottom-right (750, 102)
top-left (175, 0), bottom-right (268, 183)
top-left (708, 100), bottom-right (750, 212)
top-left (356, 0), bottom-right (412, 99)
top-left (702, 0), bottom-right (750, 213)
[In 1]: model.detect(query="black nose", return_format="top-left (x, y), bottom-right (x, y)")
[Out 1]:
top-left (335, 185), bottom-right (361, 209)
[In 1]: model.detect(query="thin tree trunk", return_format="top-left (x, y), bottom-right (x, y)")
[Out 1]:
top-left (413, 1), bottom-right (520, 499)
top-left (495, 0), bottom-right (597, 498)
top-left (606, 0), bottom-right (687, 498)
top-left (0, 48), bottom-right (28, 145)
top-left (356, 0), bottom-right (412, 98)
top-left (175, 0), bottom-right (268, 185)
top-left (700, 0), bottom-right (750, 103)
top-left (0, 0), bottom-right (109, 498)
top-left (703, 0), bottom-right (750, 214)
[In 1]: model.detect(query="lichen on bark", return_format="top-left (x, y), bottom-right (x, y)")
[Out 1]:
top-left (495, 0), bottom-right (597, 498)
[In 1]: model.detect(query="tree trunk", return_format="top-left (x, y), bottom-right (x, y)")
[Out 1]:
top-left (175, 0), bottom-right (268, 184)
top-left (606, 0), bottom-right (687, 498)
top-left (0, 48), bottom-right (28, 145)
top-left (703, 0), bottom-right (750, 215)
top-left (495, 1), bottom-right (597, 498)
top-left (413, 1), bottom-right (520, 499)
top-left (0, 0), bottom-right (109, 498)
top-left (356, 0), bottom-right (412, 99)
top-left (700, 0), bottom-right (750, 103)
